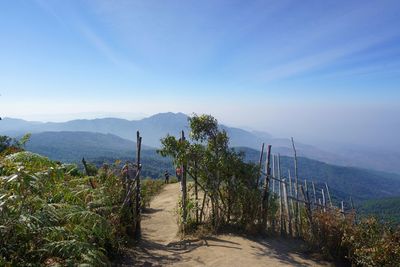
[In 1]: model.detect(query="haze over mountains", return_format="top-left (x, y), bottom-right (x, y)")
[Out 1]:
top-left (12, 130), bottom-right (400, 204)
top-left (1, 112), bottom-right (399, 174)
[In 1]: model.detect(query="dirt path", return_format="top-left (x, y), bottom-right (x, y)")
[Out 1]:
top-left (119, 183), bottom-right (332, 267)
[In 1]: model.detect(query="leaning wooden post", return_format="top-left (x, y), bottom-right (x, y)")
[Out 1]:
top-left (312, 181), bottom-right (317, 205)
top-left (325, 183), bottom-right (333, 207)
top-left (291, 137), bottom-right (300, 237)
top-left (82, 157), bottom-right (96, 189)
top-left (321, 189), bottom-right (326, 212)
top-left (278, 154), bottom-right (284, 236)
top-left (350, 197), bottom-right (355, 210)
top-left (283, 178), bottom-right (292, 236)
top-left (272, 155), bottom-right (276, 194)
top-left (300, 185), bottom-right (314, 237)
top-left (341, 201), bottom-right (345, 219)
top-left (288, 170), bottom-right (295, 221)
top-left (135, 131), bottom-right (142, 238)
top-left (262, 145), bottom-right (272, 230)
top-left (181, 131), bottom-right (188, 231)
top-left (255, 143), bottom-right (265, 189)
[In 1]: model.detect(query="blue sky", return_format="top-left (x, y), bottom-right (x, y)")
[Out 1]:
top-left (0, 0), bottom-right (400, 148)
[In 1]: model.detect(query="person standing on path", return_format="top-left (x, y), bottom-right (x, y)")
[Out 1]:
top-left (164, 170), bottom-right (170, 184)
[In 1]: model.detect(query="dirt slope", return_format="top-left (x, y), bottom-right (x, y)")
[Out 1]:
top-left (119, 183), bottom-right (332, 267)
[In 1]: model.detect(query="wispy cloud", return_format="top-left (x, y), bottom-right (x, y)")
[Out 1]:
top-left (34, 0), bottom-right (140, 73)
top-left (74, 21), bottom-right (139, 72)
top-left (258, 28), bottom-right (400, 82)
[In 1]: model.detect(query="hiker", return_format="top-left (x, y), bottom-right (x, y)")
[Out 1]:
top-left (164, 170), bottom-right (170, 184)
top-left (176, 167), bottom-right (182, 182)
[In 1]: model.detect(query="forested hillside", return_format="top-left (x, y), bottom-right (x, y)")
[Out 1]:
top-left (358, 197), bottom-right (400, 224)
top-left (2, 113), bottom-right (399, 174)
top-left (22, 131), bottom-right (400, 203)
top-left (240, 147), bottom-right (400, 202)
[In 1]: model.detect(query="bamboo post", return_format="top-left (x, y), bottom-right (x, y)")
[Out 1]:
top-left (321, 189), bottom-right (326, 212)
top-left (262, 145), bottom-right (272, 229)
top-left (181, 131), bottom-right (187, 231)
top-left (283, 178), bottom-right (292, 236)
top-left (272, 155), bottom-right (276, 194)
top-left (350, 197), bottom-right (354, 210)
top-left (256, 143), bottom-right (265, 189)
top-left (341, 201), bottom-right (345, 219)
top-left (288, 170), bottom-right (295, 220)
top-left (288, 170), bottom-right (293, 197)
top-left (291, 137), bottom-right (300, 237)
top-left (135, 131), bottom-right (142, 238)
top-left (300, 185), bottom-right (314, 237)
top-left (312, 181), bottom-right (317, 205)
top-left (278, 154), bottom-right (284, 235)
top-left (325, 183), bottom-right (333, 207)
top-left (82, 157), bottom-right (89, 175)
top-left (82, 157), bottom-right (95, 189)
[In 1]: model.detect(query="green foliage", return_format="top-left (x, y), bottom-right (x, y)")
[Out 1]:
top-left (302, 210), bottom-right (400, 266)
top-left (0, 133), bottom-right (31, 155)
top-left (343, 218), bottom-right (400, 266)
top-left (141, 178), bottom-right (165, 208)
top-left (0, 135), bottom-right (12, 152)
top-left (159, 114), bottom-right (261, 232)
top-left (358, 197), bottom-right (400, 225)
top-left (0, 149), bottom-right (165, 265)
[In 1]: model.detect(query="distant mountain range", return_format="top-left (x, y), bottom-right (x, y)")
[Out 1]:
top-left (18, 131), bottom-right (400, 204)
top-left (1, 112), bottom-right (399, 173)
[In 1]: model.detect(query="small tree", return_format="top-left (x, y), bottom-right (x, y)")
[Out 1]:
top-left (158, 114), bottom-right (261, 232)
top-left (0, 133), bottom-right (31, 155)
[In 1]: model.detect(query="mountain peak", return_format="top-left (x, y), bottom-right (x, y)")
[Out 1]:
top-left (147, 112), bottom-right (188, 119)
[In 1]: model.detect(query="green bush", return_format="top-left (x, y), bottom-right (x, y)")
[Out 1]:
top-left (343, 218), bottom-right (400, 266)
top-left (305, 210), bottom-right (400, 266)
top-left (0, 151), bottom-right (163, 266)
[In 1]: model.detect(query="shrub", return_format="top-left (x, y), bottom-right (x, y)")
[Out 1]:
top-left (0, 151), bottom-right (163, 265)
top-left (343, 218), bottom-right (400, 266)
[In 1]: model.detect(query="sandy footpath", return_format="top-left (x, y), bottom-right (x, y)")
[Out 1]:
top-left (118, 183), bottom-right (332, 267)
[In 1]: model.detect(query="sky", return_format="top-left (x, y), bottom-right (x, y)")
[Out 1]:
top-left (0, 0), bottom-right (400, 149)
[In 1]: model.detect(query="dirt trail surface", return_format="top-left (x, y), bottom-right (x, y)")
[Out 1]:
top-left (119, 183), bottom-right (332, 267)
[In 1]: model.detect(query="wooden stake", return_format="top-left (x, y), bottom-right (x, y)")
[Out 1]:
top-left (291, 137), bottom-right (300, 237)
top-left (278, 154), bottom-right (284, 235)
top-left (181, 131), bottom-right (187, 231)
top-left (135, 131), bottom-right (142, 238)
top-left (350, 197), bottom-right (354, 210)
top-left (325, 183), bottom-right (333, 207)
top-left (341, 201), bottom-right (346, 219)
top-left (256, 143), bottom-right (265, 189)
top-left (262, 145), bottom-right (272, 229)
top-left (301, 185), bottom-right (314, 237)
top-left (321, 189), bottom-right (326, 212)
top-left (288, 170), bottom-right (295, 221)
top-left (283, 178), bottom-right (292, 236)
top-left (272, 155), bottom-right (276, 194)
top-left (312, 181), bottom-right (317, 205)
